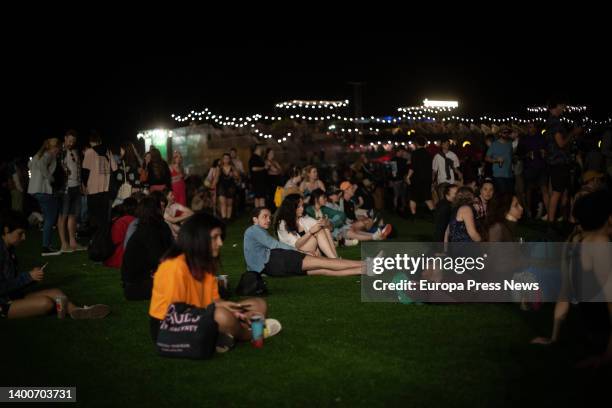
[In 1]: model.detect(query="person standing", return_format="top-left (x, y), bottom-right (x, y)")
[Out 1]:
top-left (82, 132), bottom-right (117, 233)
top-left (170, 150), bottom-right (187, 206)
top-left (249, 145), bottom-right (267, 208)
top-left (57, 130), bottom-right (86, 253)
top-left (485, 128), bottom-right (515, 194)
top-left (146, 148), bottom-right (171, 193)
top-left (407, 137), bottom-right (435, 216)
top-left (265, 148), bottom-right (282, 210)
top-left (217, 153), bottom-right (240, 221)
top-left (432, 138), bottom-right (462, 187)
top-left (390, 148), bottom-right (409, 214)
top-left (27, 138), bottom-right (62, 256)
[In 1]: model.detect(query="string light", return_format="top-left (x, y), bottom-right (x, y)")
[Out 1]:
top-left (275, 100), bottom-right (349, 109)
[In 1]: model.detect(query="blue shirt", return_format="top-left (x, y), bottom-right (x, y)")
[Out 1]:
top-left (487, 140), bottom-right (513, 178)
top-left (243, 225), bottom-right (294, 273)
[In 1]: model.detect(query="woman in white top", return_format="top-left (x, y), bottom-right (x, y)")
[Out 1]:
top-left (163, 188), bottom-right (194, 239)
top-left (273, 193), bottom-right (338, 258)
top-left (28, 138), bottom-right (61, 256)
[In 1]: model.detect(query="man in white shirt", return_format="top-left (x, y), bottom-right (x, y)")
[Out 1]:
top-left (432, 138), bottom-right (462, 185)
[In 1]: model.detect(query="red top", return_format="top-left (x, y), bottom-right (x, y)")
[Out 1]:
top-left (104, 215), bottom-right (136, 269)
top-left (170, 167), bottom-right (187, 206)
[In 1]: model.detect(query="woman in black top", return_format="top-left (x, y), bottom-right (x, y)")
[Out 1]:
top-left (249, 145), bottom-right (267, 208)
top-left (121, 196), bottom-right (173, 300)
top-left (146, 148), bottom-right (171, 193)
top-left (407, 137), bottom-right (434, 216)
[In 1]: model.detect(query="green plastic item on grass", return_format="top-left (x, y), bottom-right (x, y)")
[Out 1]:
top-left (393, 272), bottom-right (422, 305)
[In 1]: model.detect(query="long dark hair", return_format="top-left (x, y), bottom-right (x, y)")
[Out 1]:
top-left (163, 212), bottom-right (226, 281)
top-left (136, 196), bottom-right (164, 226)
top-left (121, 142), bottom-right (140, 169)
top-left (273, 194), bottom-right (302, 235)
top-left (149, 148), bottom-right (167, 179)
top-left (483, 193), bottom-right (514, 240)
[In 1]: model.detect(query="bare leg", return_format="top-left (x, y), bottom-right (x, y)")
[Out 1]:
top-left (346, 230), bottom-right (376, 241)
top-left (67, 215), bottom-right (78, 248)
top-left (541, 183), bottom-right (550, 213)
top-left (547, 191), bottom-right (562, 223)
top-left (57, 215), bottom-right (68, 250)
top-left (306, 266), bottom-right (362, 276)
top-left (24, 288), bottom-right (78, 314)
top-left (215, 298), bottom-right (267, 342)
top-left (409, 200), bottom-right (417, 215)
top-left (7, 296), bottom-right (55, 318)
top-left (425, 200), bottom-right (434, 211)
top-left (314, 230), bottom-right (338, 258)
top-left (302, 255), bottom-right (362, 271)
top-left (214, 307), bottom-right (249, 341)
top-left (219, 196), bottom-right (227, 219)
top-left (226, 198), bottom-right (234, 219)
top-left (297, 235), bottom-right (319, 254)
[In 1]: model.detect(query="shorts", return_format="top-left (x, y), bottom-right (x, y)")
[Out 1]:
top-left (523, 168), bottom-right (548, 188)
top-left (60, 186), bottom-right (82, 216)
top-left (262, 249), bottom-right (306, 277)
top-left (549, 164), bottom-right (570, 193)
top-left (0, 301), bottom-right (12, 318)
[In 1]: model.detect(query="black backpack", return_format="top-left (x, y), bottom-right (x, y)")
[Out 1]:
top-left (235, 271), bottom-right (268, 296)
top-left (88, 222), bottom-right (115, 262)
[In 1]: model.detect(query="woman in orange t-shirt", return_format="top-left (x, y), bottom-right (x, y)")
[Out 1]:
top-left (149, 212), bottom-right (280, 351)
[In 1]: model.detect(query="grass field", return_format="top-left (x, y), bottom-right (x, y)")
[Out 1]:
top-left (1, 214), bottom-right (610, 407)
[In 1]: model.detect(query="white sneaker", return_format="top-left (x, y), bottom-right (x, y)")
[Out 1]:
top-left (344, 239), bottom-right (359, 246)
top-left (372, 229), bottom-right (382, 241)
top-left (264, 319), bottom-right (282, 338)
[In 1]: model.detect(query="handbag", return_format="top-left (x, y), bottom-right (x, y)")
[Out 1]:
top-left (117, 162), bottom-right (132, 200)
top-left (156, 302), bottom-right (218, 359)
top-left (235, 271), bottom-right (268, 296)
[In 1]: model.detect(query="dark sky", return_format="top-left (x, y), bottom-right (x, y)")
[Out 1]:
top-left (7, 28), bottom-right (611, 157)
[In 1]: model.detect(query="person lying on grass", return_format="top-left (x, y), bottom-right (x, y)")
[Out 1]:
top-left (244, 207), bottom-right (365, 277)
top-left (0, 210), bottom-right (110, 319)
top-left (274, 194), bottom-right (339, 259)
top-left (149, 212), bottom-right (281, 352)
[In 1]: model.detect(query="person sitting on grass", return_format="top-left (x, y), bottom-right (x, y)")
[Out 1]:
top-left (164, 188), bottom-right (194, 239)
top-left (338, 182), bottom-right (391, 236)
top-left (149, 212), bottom-right (281, 352)
top-left (121, 196), bottom-right (173, 300)
top-left (123, 191), bottom-right (167, 250)
top-left (444, 186), bottom-right (482, 243)
top-left (472, 178), bottom-right (495, 228)
top-left (307, 189), bottom-right (391, 243)
top-left (274, 194), bottom-right (338, 258)
top-left (244, 207), bottom-right (365, 277)
top-left (0, 210), bottom-right (110, 319)
top-left (104, 197), bottom-right (137, 269)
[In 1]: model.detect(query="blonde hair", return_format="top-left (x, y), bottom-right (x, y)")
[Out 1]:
top-left (35, 138), bottom-right (60, 159)
top-left (302, 165), bottom-right (317, 182)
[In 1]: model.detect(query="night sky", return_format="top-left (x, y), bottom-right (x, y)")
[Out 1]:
top-left (7, 27), bottom-right (611, 158)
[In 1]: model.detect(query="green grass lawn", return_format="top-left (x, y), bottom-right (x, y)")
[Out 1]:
top-left (1, 214), bottom-right (610, 407)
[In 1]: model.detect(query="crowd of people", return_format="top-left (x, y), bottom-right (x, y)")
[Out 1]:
top-left (1, 101), bottom-right (610, 365)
